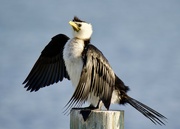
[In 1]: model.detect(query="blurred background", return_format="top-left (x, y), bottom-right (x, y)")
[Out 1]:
top-left (0, 0), bottom-right (179, 129)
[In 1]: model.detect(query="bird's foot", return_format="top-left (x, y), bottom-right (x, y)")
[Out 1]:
top-left (72, 105), bottom-right (99, 121)
top-left (72, 104), bottom-right (99, 110)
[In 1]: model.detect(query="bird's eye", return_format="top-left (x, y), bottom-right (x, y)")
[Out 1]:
top-left (77, 24), bottom-right (81, 27)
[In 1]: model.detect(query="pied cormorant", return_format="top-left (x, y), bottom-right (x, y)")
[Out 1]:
top-left (23, 16), bottom-right (167, 125)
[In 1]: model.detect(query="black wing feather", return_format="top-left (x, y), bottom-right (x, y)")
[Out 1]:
top-left (23, 34), bottom-right (70, 92)
top-left (65, 44), bottom-right (115, 111)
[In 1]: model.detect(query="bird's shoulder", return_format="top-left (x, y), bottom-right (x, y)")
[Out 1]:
top-left (82, 44), bottom-right (110, 66)
top-left (41, 34), bottom-right (69, 58)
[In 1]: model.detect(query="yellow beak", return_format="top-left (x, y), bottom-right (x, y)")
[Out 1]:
top-left (69, 21), bottom-right (80, 32)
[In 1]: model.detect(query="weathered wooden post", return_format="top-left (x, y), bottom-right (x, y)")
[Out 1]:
top-left (70, 109), bottom-right (124, 129)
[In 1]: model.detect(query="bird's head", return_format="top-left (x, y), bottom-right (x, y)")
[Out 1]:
top-left (69, 16), bottom-right (93, 40)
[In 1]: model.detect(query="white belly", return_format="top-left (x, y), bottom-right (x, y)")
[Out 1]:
top-left (65, 57), bottom-right (83, 87)
top-left (87, 92), bottom-right (100, 107)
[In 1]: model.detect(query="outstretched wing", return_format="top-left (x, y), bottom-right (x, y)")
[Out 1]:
top-left (23, 34), bottom-right (70, 92)
top-left (65, 44), bottom-right (116, 111)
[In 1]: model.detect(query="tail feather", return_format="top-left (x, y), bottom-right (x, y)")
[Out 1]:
top-left (125, 96), bottom-right (167, 125)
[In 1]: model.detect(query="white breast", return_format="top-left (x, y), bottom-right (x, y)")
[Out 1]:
top-left (63, 38), bottom-right (84, 88)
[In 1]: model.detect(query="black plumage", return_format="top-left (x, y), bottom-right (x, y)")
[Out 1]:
top-left (23, 34), bottom-right (70, 92)
top-left (73, 16), bottom-right (85, 22)
top-left (64, 44), bottom-right (116, 111)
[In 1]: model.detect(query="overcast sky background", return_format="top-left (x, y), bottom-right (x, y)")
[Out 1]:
top-left (0, 0), bottom-right (180, 129)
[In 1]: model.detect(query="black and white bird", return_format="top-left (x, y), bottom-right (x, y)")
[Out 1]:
top-left (23, 16), bottom-right (167, 125)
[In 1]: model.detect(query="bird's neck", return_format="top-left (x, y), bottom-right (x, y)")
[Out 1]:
top-left (74, 37), bottom-right (90, 44)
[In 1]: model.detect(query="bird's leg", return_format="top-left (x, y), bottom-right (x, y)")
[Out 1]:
top-left (72, 101), bottom-right (101, 110)
top-left (71, 101), bottom-right (103, 121)
top-left (72, 104), bottom-right (96, 110)
top-left (85, 104), bottom-right (99, 110)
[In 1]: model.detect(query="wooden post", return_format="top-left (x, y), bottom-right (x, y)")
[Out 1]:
top-left (70, 109), bottom-right (124, 129)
